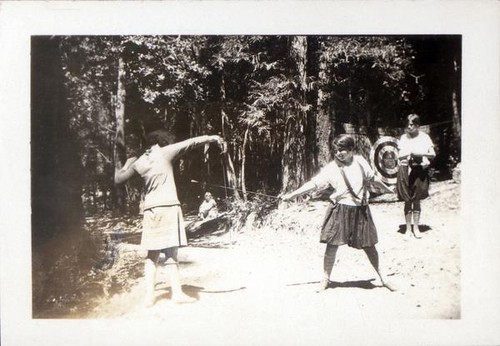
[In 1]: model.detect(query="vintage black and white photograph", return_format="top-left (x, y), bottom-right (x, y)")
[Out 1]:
top-left (31, 34), bottom-right (462, 320)
top-left (1, 1), bottom-right (500, 345)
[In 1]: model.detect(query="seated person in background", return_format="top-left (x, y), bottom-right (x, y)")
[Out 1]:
top-left (198, 192), bottom-right (218, 220)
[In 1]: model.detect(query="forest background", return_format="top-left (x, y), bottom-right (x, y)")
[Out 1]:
top-left (31, 35), bottom-right (461, 316)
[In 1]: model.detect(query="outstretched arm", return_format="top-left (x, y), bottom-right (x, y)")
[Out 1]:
top-left (281, 181), bottom-right (317, 201)
top-left (165, 135), bottom-right (224, 159)
top-left (114, 157), bottom-right (138, 184)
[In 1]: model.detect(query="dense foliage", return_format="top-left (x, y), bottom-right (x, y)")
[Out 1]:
top-left (44, 35), bottom-right (460, 216)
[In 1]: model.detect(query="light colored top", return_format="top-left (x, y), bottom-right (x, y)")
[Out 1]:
top-left (133, 136), bottom-right (212, 210)
top-left (398, 131), bottom-right (435, 166)
top-left (199, 198), bottom-right (218, 219)
top-left (311, 155), bottom-right (375, 206)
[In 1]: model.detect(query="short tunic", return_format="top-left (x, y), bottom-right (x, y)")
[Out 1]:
top-left (132, 136), bottom-right (213, 250)
top-left (141, 205), bottom-right (187, 250)
top-left (312, 156), bottom-right (378, 249)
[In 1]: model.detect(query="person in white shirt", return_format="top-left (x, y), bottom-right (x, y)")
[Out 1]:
top-left (198, 192), bottom-right (218, 220)
top-left (396, 114), bottom-right (436, 239)
top-left (115, 129), bottom-right (224, 306)
top-left (281, 134), bottom-right (396, 292)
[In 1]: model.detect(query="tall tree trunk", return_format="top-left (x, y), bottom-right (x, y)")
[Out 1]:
top-left (221, 141), bottom-right (240, 200)
top-left (293, 36), bottom-right (308, 91)
top-left (31, 36), bottom-right (83, 242)
top-left (240, 127), bottom-right (249, 201)
top-left (281, 36), bottom-right (309, 193)
top-left (316, 49), bottom-right (332, 167)
top-left (31, 36), bottom-right (84, 314)
top-left (220, 74), bottom-right (241, 200)
top-left (281, 116), bottom-right (306, 193)
top-left (113, 56), bottom-right (127, 212)
top-left (451, 57), bottom-right (461, 161)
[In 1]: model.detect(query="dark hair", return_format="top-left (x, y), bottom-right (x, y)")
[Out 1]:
top-left (331, 134), bottom-right (355, 152)
top-left (407, 114), bottom-right (421, 126)
top-left (146, 129), bottom-right (175, 147)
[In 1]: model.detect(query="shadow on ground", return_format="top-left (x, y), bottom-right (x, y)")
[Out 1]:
top-left (287, 279), bottom-right (377, 290)
top-left (397, 224), bottom-right (432, 234)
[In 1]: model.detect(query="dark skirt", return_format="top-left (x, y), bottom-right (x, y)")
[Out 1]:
top-left (396, 165), bottom-right (430, 202)
top-left (320, 203), bottom-right (378, 249)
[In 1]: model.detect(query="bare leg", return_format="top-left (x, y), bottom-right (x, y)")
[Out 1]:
top-left (413, 209), bottom-right (422, 238)
top-left (363, 246), bottom-right (397, 291)
top-left (321, 244), bottom-right (338, 290)
top-left (405, 212), bottom-right (413, 238)
top-left (144, 250), bottom-right (160, 307)
top-left (404, 201), bottom-right (413, 237)
top-left (164, 247), bottom-right (195, 303)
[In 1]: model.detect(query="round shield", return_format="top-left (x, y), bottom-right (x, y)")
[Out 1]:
top-left (370, 136), bottom-right (399, 184)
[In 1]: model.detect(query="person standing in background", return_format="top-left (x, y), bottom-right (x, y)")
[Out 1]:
top-left (396, 114), bottom-right (436, 239)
